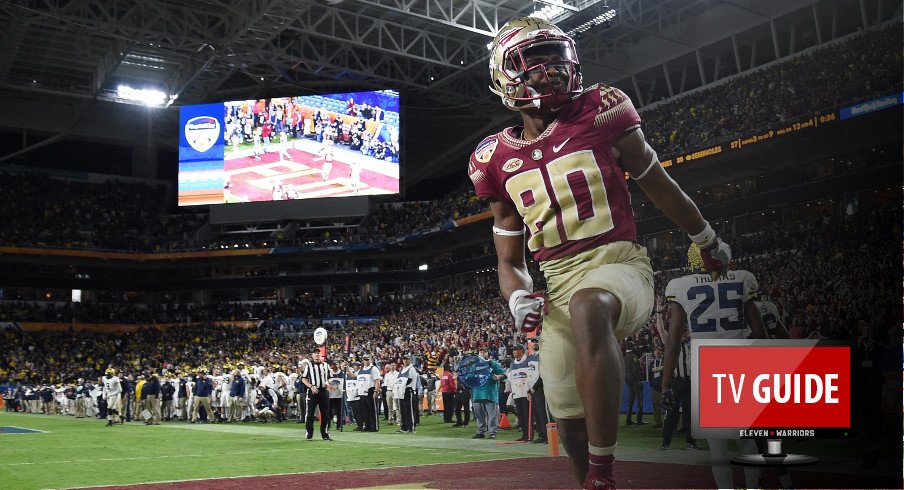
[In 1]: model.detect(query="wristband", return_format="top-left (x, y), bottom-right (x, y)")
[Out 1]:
top-left (688, 221), bottom-right (715, 247)
top-left (493, 226), bottom-right (525, 236)
top-left (508, 289), bottom-right (531, 313)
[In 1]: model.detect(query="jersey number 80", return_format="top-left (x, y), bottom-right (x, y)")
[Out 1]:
top-left (504, 150), bottom-right (614, 252)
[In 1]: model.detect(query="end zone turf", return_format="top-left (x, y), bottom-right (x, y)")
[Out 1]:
top-left (84, 456), bottom-right (903, 490)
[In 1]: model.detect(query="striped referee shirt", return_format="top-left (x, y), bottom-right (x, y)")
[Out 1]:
top-left (676, 340), bottom-right (691, 379)
top-left (303, 361), bottom-right (330, 389)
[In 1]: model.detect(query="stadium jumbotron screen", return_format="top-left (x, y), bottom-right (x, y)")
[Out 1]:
top-left (177, 90), bottom-right (401, 206)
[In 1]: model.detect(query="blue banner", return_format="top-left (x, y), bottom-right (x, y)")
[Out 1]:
top-left (179, 103), bottom-right (226, 163)
top-left (839, 92), bottom-right (903, 120)
top-left (178, 103), bottom-right (225, 198)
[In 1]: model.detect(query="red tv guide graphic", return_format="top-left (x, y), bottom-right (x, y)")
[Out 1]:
top-left (697, 346), bottom-right (850, 428)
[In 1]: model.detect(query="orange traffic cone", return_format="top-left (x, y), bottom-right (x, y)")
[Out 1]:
top-left (547, 422), bottom-right (560, 457)
top-left (499, 412), bottom-right (511, 429)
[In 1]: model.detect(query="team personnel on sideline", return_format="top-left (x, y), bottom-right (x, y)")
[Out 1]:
top-left (75, 379), bottom-right (87, 418)
top-left (357, 355), bottom-right (382, 432)
top-left (383, 362), bottom-right (400, 425)
top-left (192, 370), bottom-right (214, 423)
top-left (470, 348), bottom-right (506, 440)
top-left (396, 356), bottom-right (418, 434)
top-left (507, 344), bottom-right (534, 441)
top-left (439, 363), bottom-right (456, 423)
top-left (327, 362), bottom-right (345, 431)
top-left (346, 363), bottom-right (363, 430)
top-left (661, 244), bottom-right (766, 489)
top-left (144, 371), bottom-right (161, 425)
top-left (470, 16), bottom-right (731, 489)
top-left (527, 338), bottom-right (548, 444)
top-left (229, 369), bottom-right (246, 422)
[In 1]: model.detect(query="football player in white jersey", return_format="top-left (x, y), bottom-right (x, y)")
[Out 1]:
top-left (753, 294), bottom-right (790, 339)
top-left (102, 368), bottom-right (122, 426)
top-left (315, 137), bottom-right (335, 181)
top-left (278, 130), bottom-right (292, 161)
top-left (661, 243), bottom-right (767, 489)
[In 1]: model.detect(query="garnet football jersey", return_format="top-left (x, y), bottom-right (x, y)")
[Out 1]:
top-left (468, 84), bottom-right (641, 261)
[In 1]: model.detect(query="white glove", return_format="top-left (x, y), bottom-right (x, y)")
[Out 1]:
top-left (509, 290), bottom-right (547, 334)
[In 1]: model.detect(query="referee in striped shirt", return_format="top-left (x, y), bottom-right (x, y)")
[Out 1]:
top-left (302, 351), bottom-right (332, 441)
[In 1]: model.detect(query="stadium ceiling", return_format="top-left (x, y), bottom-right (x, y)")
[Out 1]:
top-left (0, 0), bottom-right (898, 185)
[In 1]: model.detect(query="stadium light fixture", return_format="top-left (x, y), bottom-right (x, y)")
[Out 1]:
top-left (117, 84), bottom-right (168, 107)
top-left (532, 3), bottom-right (566, 20)
top-left (534, 0), bottom-right (579, 17)
top-left (567, 5), bottom-right (617, 37)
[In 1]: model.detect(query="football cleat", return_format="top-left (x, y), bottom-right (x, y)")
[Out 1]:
top-left (584, 476), bottom-right (616, 490)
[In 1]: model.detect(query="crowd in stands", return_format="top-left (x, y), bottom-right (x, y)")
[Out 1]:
top-left (633, 144), bottom-right (898, 221)
top-left (2, 197), bottom-right (898, 387)
top-left (0, 276), bottom-right (516, 385)
top-left (642, 23), bottom-right (902, 155)
top-left (0, 173), bottom-right (165, 250)
top-left (0, 293), bottom-right (411, 325)
top-left (0, 24), bottom-right (896, 253)
top-left (144, 212), bottom-right (208, 252)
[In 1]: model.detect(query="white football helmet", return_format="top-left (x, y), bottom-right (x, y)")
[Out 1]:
top-left (489, 17), bottom-right (582, 111)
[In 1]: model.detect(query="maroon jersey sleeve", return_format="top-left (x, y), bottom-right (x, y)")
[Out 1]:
top-left (468, 135), bottom-right (505, 201)
top-left (587, 84), bottom-right (642, 149)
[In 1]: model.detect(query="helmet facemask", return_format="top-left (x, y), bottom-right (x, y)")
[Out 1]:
top-left (489, 18), bottom-right (582, 112)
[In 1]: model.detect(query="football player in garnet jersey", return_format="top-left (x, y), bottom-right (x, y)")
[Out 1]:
top-left (468, 17), bottom-right (731, 489)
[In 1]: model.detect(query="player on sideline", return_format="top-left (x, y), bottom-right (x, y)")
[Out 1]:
top-left (102, 368), bottom-right (122, 426)
top-left (660, 244), bottom-right (767, 489)
top-left (469, 17), bottom-right (731, 489)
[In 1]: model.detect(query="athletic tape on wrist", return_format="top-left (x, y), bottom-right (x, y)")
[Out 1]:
top-left (688, 221), bottom-right (715, 246)
top-left (493, 226), bottom-right (526, 236)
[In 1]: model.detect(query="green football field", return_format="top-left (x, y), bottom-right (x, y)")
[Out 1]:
top-left (0, 410), bottom-right (683, 489)
top-left (0, 412), bottom-right (545, 489)
top-left (1, 411), bottom-right (895, 489)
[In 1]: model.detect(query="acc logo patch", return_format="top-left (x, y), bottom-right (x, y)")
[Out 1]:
top-left (475, 138), bottom-right (498, 163)
top-left (184, 116), bottom-right (220, 153)
top-left (502, 158), bottom-right (523, 173)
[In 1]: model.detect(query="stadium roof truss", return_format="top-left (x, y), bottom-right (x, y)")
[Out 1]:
top-left (0, 0), bottom-right (899, 181)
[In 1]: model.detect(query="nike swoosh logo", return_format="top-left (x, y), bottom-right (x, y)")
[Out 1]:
top-left (553, 138), bottom-right (571, 153)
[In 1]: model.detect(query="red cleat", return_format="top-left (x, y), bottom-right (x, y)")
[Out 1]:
top-left (584, 476), bottom-right (616, 490)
